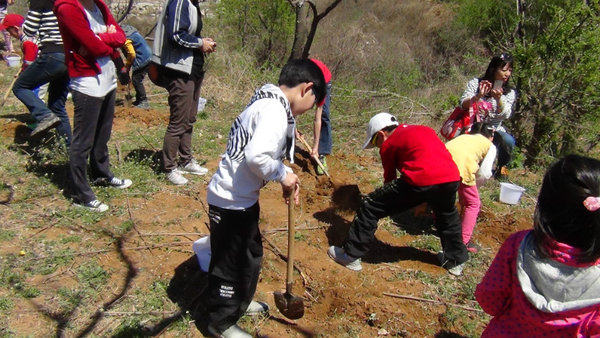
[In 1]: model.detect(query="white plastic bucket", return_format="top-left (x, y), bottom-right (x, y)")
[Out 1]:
top-left (5, 54), bottom-right (21, 67)
top-left (499, 182), bottom-right (526, 205)
top-left (192, 236), bottom-right (211, 272)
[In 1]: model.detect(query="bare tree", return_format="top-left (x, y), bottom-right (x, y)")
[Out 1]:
top-left (287, 0), bottom-right (343, 59)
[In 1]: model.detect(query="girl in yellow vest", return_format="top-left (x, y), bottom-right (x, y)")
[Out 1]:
top-left (446, 122), bottom-right (496, 253)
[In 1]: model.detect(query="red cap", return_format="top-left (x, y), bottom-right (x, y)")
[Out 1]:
top-left (0, 14), bottom-right (24, 31)
top-left (310, 58), bottom-right (332, 107)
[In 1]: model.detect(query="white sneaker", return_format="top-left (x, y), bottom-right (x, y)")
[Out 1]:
top-left (207, 324), bottom-right (251, 338)
top-left (245, 300), bottom-right (269, 316)
top-left (437, 251), bottom-right (465, 276)
top-left (327, 246), bottom-right (362, 271)
top-left (74, 199), bottom-right (108, 212)
top-left (167, 169), bottom-right (188, 185)
top-left (107, 177), bottom-right (132, 189)
top-left (180, 159), bottom-right (208, 175)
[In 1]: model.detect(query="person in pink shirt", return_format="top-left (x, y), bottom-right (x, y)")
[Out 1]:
top-left (475, 154), bottom-right (600, 337)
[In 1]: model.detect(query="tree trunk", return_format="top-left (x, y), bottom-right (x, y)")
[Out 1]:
top-left (524, 110), bottom-right (554, 167)
top-left (290, 3), bottom-right (311, 60)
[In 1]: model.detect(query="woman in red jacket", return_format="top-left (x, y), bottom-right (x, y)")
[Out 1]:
top-left (55, 0), bottom-right (131, 212)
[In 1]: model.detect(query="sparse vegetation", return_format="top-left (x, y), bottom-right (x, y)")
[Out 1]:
top-left (0, 0), bottom-right (591, 336)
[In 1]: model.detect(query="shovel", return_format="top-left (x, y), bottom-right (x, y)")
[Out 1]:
top-left (297, 135), bottom-right (330, 177)
top-left (273, 186), bottom-right (304, 319)
top-left (0, 71), bottom-right (19, 109)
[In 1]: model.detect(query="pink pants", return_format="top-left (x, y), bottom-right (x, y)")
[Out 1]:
top-left (458, 183), bottom-right (480, 244)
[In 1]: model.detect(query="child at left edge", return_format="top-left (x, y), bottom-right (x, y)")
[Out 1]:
top-left (202, 59), bottom-right (327, 338)
top-left (0, 14), bottom-right (37, 72)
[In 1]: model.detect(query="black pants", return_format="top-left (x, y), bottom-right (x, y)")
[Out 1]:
top-left (68, 90), bottom-right (116, 204)
top-left (344, 179), bottom-right (469, 266)
top-left (132, 63), bottom-right (149, 103)
top-left (203, 203), bottom-right (262, 332)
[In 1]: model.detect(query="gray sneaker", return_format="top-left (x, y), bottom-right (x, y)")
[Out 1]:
top-left (437, 251), bottom-right (465, 276)
top-left (31, 114), bottom-right (60, 136)
top-left (245, 300), bottom-right (269, 316)
top-left (327, 246), bottom-right (362, 271)
top-left (167, 169), bottom-right (188, 185)
top-left (180, 159), bottom-right (208, 175)
top-left (207, 324), bottom-right (251, 338)
top-left (134, 100), bottom-right (149, 109)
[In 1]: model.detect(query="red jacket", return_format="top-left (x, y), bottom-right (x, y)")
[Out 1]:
top-left (380, 124), bottom-right (460, 186)
top-left (54, 0), bottom-right (125, 78)
top-left (21, 39), bottom-right (38, 72)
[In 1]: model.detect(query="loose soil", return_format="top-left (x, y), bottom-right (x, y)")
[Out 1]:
top-left (0, 103), bottom-right (535, 337)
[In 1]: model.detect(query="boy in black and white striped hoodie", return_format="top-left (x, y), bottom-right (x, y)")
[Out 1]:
top-left (203, 59), bottom-right (326, 338)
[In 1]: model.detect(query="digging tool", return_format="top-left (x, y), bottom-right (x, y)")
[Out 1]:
top-left (0, 72), bottom-right (19, 109)
top-left (273, 186), bottom-right (304, 319)
top-left (124, 83), bottom-right (133, 108)
top-left (297, 134), bottom-right (330, 177)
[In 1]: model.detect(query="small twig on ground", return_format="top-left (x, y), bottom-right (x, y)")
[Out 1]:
top-left (262, 225), bottom-right (326, 235)
top-left (32, 219), bottom-right (61, 236)
top-left (137, 232), bottom-right (207, 237)
top-left (383, 292), bottom-right (483, 313)
top-left (23, 242), bottom-right (192, 262)
top-left (115, 142), bottom-right (122, 165)
top-left (186, 190), bottom-right (211, 232)
top-left (380, 263), bottom-right (418, 273)
top-left (101, 310), bottom-right (180, 317)
top-left (262, 235), bottom-right (310, 287)
top-left (125, 196), bottom-right (153, 256)
top-left (303, 289), bottom-right (318, 303)
top-left (252, 312), bottom-right (271, 334)
top-left (136, 128), bottom-right (159, 152)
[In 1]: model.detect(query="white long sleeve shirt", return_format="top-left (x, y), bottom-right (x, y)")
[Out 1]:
top-left (460, 77), bottom-right (516, 131)
top-left (207, 84), bottom-right (295, 209)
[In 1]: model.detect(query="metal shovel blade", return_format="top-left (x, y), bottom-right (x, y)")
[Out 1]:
top-left (273, 288), bottom-right (304, 320)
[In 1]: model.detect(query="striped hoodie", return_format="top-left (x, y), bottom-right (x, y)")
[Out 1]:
top-left (23, 0), bottom-right (63, 53)
top-left (207, 84), bottom-right (295, 210)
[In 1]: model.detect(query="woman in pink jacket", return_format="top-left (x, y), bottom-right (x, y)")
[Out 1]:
top-left (55, 0), bottom-right (131, 212)
top-left (475, 155), bottom-right (600, 337)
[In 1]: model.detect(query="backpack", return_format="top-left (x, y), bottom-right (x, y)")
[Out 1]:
top-left (148, 61), bottom-right (167, 88)
top-left (440, 101), bottom-right (492, 140)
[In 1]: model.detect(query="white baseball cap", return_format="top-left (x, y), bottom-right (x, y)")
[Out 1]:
top-left (362, 112), bottom-right (399, 149)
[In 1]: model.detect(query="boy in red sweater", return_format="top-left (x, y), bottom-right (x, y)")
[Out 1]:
top-left (0, 14), bottom-right (37, 72)
top-left (328, 112), bottom-right (469, 275)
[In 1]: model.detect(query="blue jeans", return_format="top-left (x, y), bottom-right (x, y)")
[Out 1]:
top-left (13, 52), bottom-right (71, 145)
top-left (493, 130), bottom-right (515, 169)
top-left (318, 82), bottom-right (332, 156)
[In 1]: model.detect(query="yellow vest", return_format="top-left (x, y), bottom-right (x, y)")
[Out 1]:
top-left (445, 134), bottom-right (491, 186)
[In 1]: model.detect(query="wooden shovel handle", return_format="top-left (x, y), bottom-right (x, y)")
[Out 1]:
top-left (285, 185), bottom-right (295, 293)
top-left (296, 133), bottom-right (330, 177)
top-left (1, 73), bottom-right (19, 108)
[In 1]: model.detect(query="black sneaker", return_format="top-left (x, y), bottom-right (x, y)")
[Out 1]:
top-left (94, 177), bottom-right (132, 189)
top-left (31, 114), bottom-right (60, 136)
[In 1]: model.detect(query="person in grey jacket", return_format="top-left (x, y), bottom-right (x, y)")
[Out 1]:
top-left (152, 0), bottom-right (216, 185)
